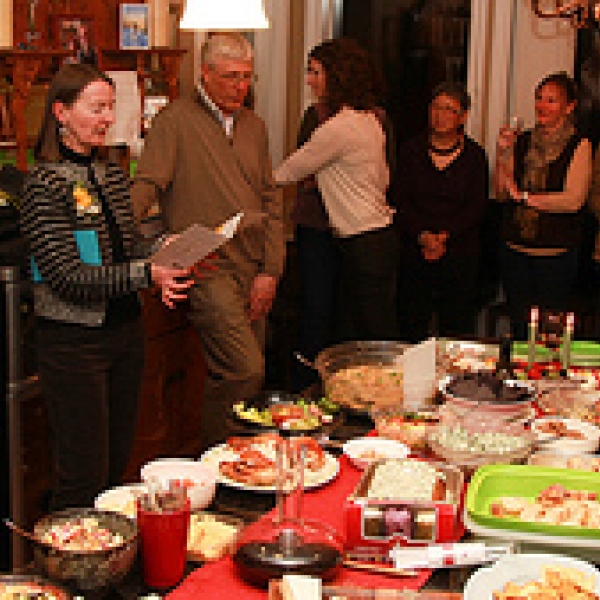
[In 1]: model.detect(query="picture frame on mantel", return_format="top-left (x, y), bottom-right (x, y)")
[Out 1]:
top-left (53, 14), bottom-right (98, 66)
top-left (119, 4), bottom-right (151, 50)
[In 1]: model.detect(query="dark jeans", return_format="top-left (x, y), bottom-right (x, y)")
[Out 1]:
top-left (499, 243), bottom-right (579, 340)
top-left (294, 225), bottom-right (341, 391)
top-left (36, 317), bottom-right (144, 511)
top-left (337, 225), bottom-right (399, 342)
top-left (398, 248), bottom-right (480, 343)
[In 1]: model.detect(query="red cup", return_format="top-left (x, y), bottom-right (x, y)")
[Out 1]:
top-left (137, 496), bottom-right (191, 588)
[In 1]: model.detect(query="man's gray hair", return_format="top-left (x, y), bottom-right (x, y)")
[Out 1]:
top-left (201, 33), bottom-right (253, 66)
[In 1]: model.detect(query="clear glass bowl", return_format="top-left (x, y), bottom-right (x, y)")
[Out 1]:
top-left (427, 420), bottom-right (536, 474)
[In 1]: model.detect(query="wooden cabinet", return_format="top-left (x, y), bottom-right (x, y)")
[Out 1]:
top-left (122, 290), bottom-right (206, 481)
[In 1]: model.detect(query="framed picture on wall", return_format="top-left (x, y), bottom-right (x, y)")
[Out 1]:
top-left (53, 14), bottom-right (98, 66)
top-left (120, 4), bottom-right (151, 50)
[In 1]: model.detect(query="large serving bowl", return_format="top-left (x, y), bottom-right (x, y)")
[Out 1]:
top-left (313, 341), bottom-right (411, 411)
top-left (427, 418), bottom-right (536, 473)
top-left (33, 508), bottom-right (138, 591)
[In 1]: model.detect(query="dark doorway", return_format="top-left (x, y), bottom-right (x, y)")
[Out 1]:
top-left (341, 0), bottom-right (472, 147)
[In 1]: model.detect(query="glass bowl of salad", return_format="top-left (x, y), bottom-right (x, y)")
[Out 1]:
top-left (427, 417), bottom-right (536, 474)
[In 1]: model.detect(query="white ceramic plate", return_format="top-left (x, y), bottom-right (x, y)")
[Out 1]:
top-left (94, 483), bottom-right (147, 519)
top-left (342, 437), bottom-right (410, 470)
top-left (531, 417), bottom-right (600, 454)
top-left (200, 444), bottom-right (339, 492)
top-left (464, 553), bottom-right (600, 600)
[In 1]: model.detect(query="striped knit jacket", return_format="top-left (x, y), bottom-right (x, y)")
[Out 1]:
top-left (20, 160), bottom-right (154, 327)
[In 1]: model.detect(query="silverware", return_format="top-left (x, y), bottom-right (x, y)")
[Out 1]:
top-left (343, 559), bottom-right (418, 577)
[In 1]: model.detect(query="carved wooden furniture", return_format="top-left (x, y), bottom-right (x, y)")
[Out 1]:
top-left (0, 49), bottom-right (70, 172)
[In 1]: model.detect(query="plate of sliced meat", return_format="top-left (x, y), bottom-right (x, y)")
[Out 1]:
top-left (200, 433), bottom-right (339, 492)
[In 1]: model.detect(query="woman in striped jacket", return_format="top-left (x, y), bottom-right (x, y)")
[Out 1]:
top-left (20, 64), bottom-right (194, 510)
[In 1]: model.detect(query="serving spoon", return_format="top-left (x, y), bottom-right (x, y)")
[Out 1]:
top-left (4, 518), bottom-right (48, 548)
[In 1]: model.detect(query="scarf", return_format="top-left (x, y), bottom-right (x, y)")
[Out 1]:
top-left (516, 119), bottom-right (576, 242)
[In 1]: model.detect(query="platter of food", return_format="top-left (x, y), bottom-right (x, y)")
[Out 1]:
top-left (199, 434), bottom-right (339, 492)
top-left (467, 464), bottom-right (600, 539)
top-left (463, 553), bottom-right (600, 600)
top-left (530, 417), bottom-right (600, 454)
top-left (229, 391), bottom-right (341, 435)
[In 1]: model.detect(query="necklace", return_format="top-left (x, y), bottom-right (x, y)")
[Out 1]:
top-left (429, 138), bottom-right (462, 155)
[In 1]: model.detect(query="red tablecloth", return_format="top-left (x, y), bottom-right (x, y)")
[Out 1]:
top-left (167, 455), bottom-right (433, 599)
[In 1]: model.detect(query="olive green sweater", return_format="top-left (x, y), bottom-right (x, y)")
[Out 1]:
top-left (130, 92), bottom-right (285, 279)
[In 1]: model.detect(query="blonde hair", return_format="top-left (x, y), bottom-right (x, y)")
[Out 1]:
top-left (201, 33), bottom-right (253, 66)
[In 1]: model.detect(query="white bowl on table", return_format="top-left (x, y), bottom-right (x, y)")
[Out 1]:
top-left (140, 458), bottom-right (218, 511)
top-left (531, 417), bottom-right (600, 455)
top-left (342, 437), bottom-right (410, 470)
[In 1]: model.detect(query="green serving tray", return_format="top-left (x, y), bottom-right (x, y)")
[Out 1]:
top-left (512, 341), bottom-right (600, 367)
top-left (466, 464), bottom-right (600, 539)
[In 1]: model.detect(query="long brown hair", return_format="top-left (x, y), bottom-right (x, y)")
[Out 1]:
top-left (35, 63), bottom-right (114, 162)
top-left (308, 38), bottom-right (385, 115)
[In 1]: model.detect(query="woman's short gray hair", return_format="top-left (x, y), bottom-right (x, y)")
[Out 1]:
top-left (201, 33), bottom-right (253, 66)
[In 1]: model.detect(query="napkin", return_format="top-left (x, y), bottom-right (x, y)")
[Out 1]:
top-left (401, 337), bottom-right (437, 411)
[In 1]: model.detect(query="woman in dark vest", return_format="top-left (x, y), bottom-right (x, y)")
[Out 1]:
top-left (494, 72), bottom-right (593, 339)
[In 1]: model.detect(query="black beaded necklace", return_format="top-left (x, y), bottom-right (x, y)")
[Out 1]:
top-left (428, 138), bottom-right (462, 155)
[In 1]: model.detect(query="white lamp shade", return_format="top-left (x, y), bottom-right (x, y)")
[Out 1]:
top-left (180, 0), bottom-right (270, 30)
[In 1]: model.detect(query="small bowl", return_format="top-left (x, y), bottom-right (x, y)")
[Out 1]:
top-left (140, 458), bottom-right (217, 511)
top-left (342, 437), bottom-right (410, 470)
top-left (33, 508), bottom-right (138, 591)
top-left (530, 417), bottom-right (600, 454)
top-left (94, 483), bottom-right (148, 520)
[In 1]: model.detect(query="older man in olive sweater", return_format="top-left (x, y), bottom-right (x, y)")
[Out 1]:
top-left (130, 33), bottom-right (285, 453)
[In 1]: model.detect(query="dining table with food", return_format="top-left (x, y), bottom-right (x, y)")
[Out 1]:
top-left (6, 325), bottom-right (600, 600)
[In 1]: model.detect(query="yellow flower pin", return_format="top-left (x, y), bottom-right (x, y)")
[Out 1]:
top-left (73, 183), bottom-right (101, 216)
